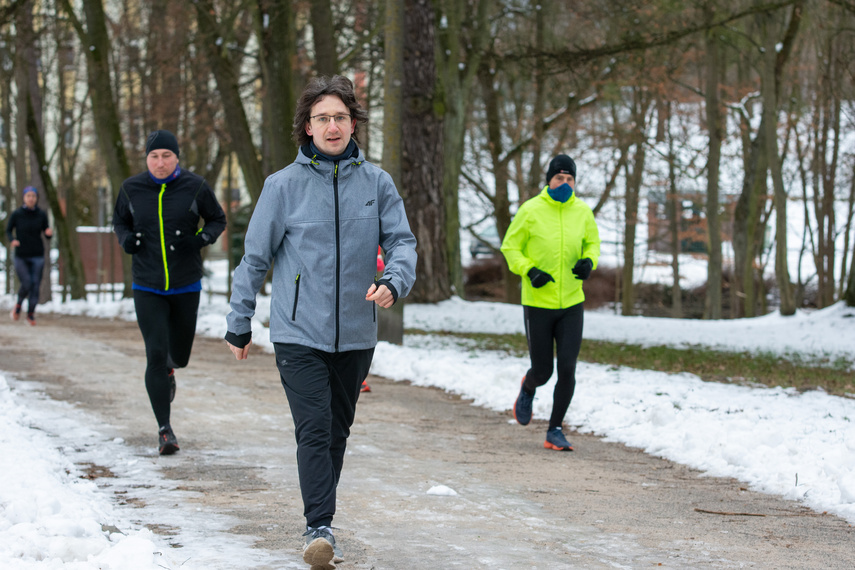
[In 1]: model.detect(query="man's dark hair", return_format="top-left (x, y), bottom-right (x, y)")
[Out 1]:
top-left (292, 75), bottom-right (369, 147)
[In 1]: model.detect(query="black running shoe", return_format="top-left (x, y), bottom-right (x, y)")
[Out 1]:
top-left (158, 424), bottom-right (179, 455)
top-left (168, 368), bottom-right (176, 403)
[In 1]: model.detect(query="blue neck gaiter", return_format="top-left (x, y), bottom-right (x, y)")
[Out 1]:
top-left (548, 182), bottom-right (574, 203)
top-left (149, 165), bottom-right (182, 185)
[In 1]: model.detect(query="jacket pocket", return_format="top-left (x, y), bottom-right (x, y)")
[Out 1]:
top-left (291, 273), bottom-right (301, 321)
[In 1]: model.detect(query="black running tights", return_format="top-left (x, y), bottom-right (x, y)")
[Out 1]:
top-left (523, 302), bottom-right (584, 430)
top-left (133, 289), bottom-right (200, 428)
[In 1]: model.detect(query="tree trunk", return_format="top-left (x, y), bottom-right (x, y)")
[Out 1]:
top-left (402, 0), bottom-right (451, 303)
top-left (257, 0), bottom-right (297, 173)
top-left (379, 0), bottom-right (405, 343)
top-left (435, 0), bottom-right (495, 296)
top-left (309, 0), bottom-right (337, 76)
top-left (760, 13), bottom-right (795, 316)
top-left (59, 0), bottom-right (135, 295)
top-left (478, 64), bottom-right (516, 304)
top-left (621, 139), bottom-right (645, 316)
top-left (845, 227), bottom-right (855, 306)
top-left (26, 97), bottom-right (87, 299)
top-left (1, 40), bottom-right (13, 294)
top-left (194, 0), bottom-right (265, 203)
top-left (703, 9), bottom-right (723, 319)
top-left (382, 0), bottom-right (404, 187)
top-left (666, 106), bottom-right (682, 318)
top-left (525, 0), bottom-right (547, 199)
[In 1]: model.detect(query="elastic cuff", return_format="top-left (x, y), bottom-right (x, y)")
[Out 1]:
top-left (375, 279), bottom-right (398, 303)
top-left (225, 330), bottom-right (252, 348)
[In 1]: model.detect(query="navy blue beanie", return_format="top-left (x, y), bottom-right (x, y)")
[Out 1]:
top-left (145, 130), bottom-right (180, 158)
top-left (546, 154), bottom-right (576, 184)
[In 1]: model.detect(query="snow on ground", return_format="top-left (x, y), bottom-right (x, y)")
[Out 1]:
top-left (2, 258), bottom-right (855, 567)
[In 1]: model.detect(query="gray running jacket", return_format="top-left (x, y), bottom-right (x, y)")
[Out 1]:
top-left (226, 146), bottom-right (417, 352)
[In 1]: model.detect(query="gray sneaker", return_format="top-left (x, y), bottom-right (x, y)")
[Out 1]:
top-left (303, 526), bottom-right (343, 568)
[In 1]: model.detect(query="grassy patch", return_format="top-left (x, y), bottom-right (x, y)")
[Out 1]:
top-left (405, 329), bottom-right (855, 398)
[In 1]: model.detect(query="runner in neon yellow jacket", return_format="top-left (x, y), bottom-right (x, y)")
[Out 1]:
top-left (501, 154), bottom-right (601, 452)
top-left (501, 181), bottom-right (601, 309)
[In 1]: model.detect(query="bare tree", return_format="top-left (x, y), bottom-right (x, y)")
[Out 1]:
top-left (403, 0), bottom-right (451, 302)
top-left (703, 2), bottom-right (724, 319)
top-left (59, 0), bottom-right (134, 295)
top-left (435, 0), bottom-right (495, 294)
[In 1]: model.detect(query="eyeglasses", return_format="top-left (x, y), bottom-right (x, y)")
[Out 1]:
top-left (310, 114), bottom-right (352, 126)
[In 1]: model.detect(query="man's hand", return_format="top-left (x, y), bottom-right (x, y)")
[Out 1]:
top-left (366, 283), bottom-right (394, 308)
top-left (227, 340), bottom-right (252, 360)
top-left (44, 228), bottom-right (53, 238)
top-left (10, 239), bottom-right (20, 248)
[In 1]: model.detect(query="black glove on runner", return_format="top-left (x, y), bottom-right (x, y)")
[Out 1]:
top-left (527, 267), bottom-right (555, 288)
top-left (171, 233), bottom-right (209, 254)
top-left (571, 258), bottom-right (593, 280)
top-left (122, 232), bottom-right (143, 254)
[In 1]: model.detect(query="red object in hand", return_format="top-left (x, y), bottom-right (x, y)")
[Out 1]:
top-left (376, 246), bottom-right (385, 272)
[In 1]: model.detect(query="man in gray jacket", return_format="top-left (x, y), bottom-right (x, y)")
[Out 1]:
top-left (225, 75), bottom-right (417, 569)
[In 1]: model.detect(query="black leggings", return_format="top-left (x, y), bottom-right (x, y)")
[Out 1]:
top-left (133, 289), bottom-right (200, 428)
top-left (523, 303), bottom-right (584, 430)
top-left (14, 255), bottom-right (46, 315)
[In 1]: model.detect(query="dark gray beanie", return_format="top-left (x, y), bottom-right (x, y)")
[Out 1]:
top-left (145, 130), bottom-right (180, 158)
top-left (546, 154), bottom-right (576, 184)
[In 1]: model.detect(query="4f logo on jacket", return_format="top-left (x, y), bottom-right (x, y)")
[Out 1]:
top-left (365, 199), bottom-right (375, 206)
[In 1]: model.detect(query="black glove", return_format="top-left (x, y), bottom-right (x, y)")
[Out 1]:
top-left (572, 258), bottom-right (593, 280)
top-left (527, 267), bottom-right (555, 288)
top-left (122, 232), bottom-right (143, 254)
top-left (170, 233), bottom-right (209, 255)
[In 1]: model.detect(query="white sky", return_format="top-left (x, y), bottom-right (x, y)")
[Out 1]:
top-left (2, 258), bottom-right (854, 567)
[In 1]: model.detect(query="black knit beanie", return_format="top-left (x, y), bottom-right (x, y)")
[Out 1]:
top-left (546, 154), bottom-right (576, 184)
top-left (145, 130), bottom-right (180, 158)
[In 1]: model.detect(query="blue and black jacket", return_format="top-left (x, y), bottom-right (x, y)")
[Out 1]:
top-left (113, 169), bottom-right (226, 291)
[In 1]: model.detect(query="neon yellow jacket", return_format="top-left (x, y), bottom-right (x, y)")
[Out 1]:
top-left (501, 186), bottom-right (601, 309)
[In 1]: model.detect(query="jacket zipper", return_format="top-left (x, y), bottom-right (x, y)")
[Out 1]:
top-left (291, 273), bottom-right (301, 320)
top-left (158, 183), bottom-right (170, 290)
top-left (333, 162), bottom-right (341, 351)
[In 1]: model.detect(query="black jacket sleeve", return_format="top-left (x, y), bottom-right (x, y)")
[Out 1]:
top-left (196, 181), bottom-right (227, 244)
top-left (112, 186), bottom-right (134, 248)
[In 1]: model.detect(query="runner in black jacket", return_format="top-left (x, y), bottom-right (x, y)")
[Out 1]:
top-left (113, 129), bottom-right (226, 455)
top-left (6, 186), bottom-right (52, 325)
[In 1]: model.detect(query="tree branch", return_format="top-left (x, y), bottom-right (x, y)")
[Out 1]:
top-left (0, 0), bottom-right (27, 28)
top-left (511, 1), bottom-right (799, 69)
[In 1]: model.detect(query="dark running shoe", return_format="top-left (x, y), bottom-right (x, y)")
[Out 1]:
top-left (10, 305), bottom-right (21, 321)
top-left (513, 377), bottom-right (534, 426)
top-left (544, 427), bottom-right (574, 451)
top-left (168, 369), bottom-right (176, 403)
top-left (158, 424), bottom-right (180, 455)
top-left (303, 525), bottom-right (343, 567)
top-left (25, 314), bottom-right (36, 326)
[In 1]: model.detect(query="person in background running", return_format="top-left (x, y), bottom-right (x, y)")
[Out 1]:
top-left (500, 154), bottom-right (600, 452)
top-left (6, 186), bottom-right (52, 326)
top-left (113, 130), bottom-right (226, 455)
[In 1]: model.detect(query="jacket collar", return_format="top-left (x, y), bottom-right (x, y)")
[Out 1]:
top-left (296, 143), bottom-right (364, 172)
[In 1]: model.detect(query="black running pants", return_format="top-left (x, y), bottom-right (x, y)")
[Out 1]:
top-left (273, 343), bottom-right (374, 529)
top-left (133, 289), bottom-right (200, 428)
top-left (523, 302), bottom-right (584, 430)
top-left (14, 255), bottom-right (45, 315)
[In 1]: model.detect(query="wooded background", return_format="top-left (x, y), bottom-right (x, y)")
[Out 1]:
top-left (2, 0), bottom-right (855, 318)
